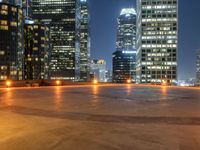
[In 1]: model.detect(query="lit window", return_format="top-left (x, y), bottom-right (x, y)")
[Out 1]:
top-left (0, 10), bottom-right (8, 15)
top-left (0, 51), bottom-right (5, 55)
top-left (10, 22), bottom-right (17, 27)
top-left (1, 20), bottom-right (7, 25)
top-left (11, 7), bottom-right (17, 12)
top-left (0, 25), bottom-right (8, 30)
top-left (1, 5), bottom-right (8, 10)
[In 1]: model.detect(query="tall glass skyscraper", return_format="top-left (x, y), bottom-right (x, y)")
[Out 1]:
top-left (113, 8), bottom-right (137, 83)
top-left (24, 22), bottom-right (50, 80)
top-left (0, 1), bottom-right (24, 81)
top-left (80, 0), bottom-right (90, 82)
top-left (136, 0), bottom-right (178, 84)
top-left (196, 49), bottom-right (200, 86)
top-left (31, 0), bottom-right (81, 81)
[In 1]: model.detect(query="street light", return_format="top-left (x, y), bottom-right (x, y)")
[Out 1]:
top-left (56, 80), bottom-right (61, 86)
top-left (93, 79), bottom-right (98, 84)
top-left (162, 80), bottom-right (167, 86)
top-left (6, 80), bottom-right (11, 88)
top-left (127, 79), bottom-right (131, 84)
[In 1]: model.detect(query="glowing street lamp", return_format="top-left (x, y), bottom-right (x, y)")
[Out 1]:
top-left (162, 80), bottom-right (167, 86)
top-left (93, 79), bottom-right (98, 84)
top-left (127, 79), bottom-right (131, 84)
top-left (56, 80), bottom-right (61, 86)
top-left (6, 80), bottom-right (11, 87)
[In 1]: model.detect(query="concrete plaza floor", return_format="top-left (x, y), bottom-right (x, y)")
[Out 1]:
top-left (0, 84), bottom-right (200, 150)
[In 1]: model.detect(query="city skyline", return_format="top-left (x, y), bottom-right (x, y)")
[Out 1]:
top-left (0, 0), bottom-right (200, 82)
top-left (90, 0), bottom-right (200, 80)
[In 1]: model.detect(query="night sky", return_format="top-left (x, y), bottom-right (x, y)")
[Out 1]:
top-left (89, 0), bottom-right (200, 80)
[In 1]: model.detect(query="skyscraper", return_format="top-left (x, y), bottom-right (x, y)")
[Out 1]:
top-left (113, 51), bottom-right (136, 83)
top-left (31, 0), bottom-right (81, 81)
top-left (0, 1), bottom-right (24, 81)
top-left (112, 8), bottom-right (137, 83)
top-left (24, 22), bottom-right (50, 80)
top-left (80, 0), bottom-right (90, 82)
top-left (196, 49), bottom-right (200, 86)
top-left (136, 0), bottom-right (178, 84)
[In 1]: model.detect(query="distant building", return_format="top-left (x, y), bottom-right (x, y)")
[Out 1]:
top-left (90, 59), bottom-right (107, 82)
top-left (0, 2), bottom-right (24, 81)
top-left (32, 0), bottom-right (81, 81)
top-left (178, 79), bottom-right (195, 87)
top-left (136, 0), bottom-right (178, 84)
top-left (24, 21), bottom-right (50, 80)
top-left (113, 8), bottom-right (137, 83)
top-left (105, 69), bottom-right (112, 82)
top-left (113, 51), bottom-right (136, 83)
top-left (80, 0), bottom-right (90, 81)
top-left (196, 50), bottom-right (200, 85)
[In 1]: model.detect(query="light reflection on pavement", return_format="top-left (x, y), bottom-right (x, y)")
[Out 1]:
top-left (0, 84), bottom-right (200, 150)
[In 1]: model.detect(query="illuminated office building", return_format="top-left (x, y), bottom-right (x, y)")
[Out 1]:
top-left (196, 50), bottom-right (200, 86)
top-left (90, 59), bottom-right (107, 82)
top-left (136, 0), bottom-right (178, 84)
top-left (80, 0), bottom-right (90, 81)
top-left (24, 21), bottom-right (50, 80)
top-left (32, 0), bottom-right (81, 81)
top-left (113, 8), bottom-right (137, 83)
top-left (0, 2), bottom-right (24, 81)
top-left (113, 51), bottom-right (136, 83)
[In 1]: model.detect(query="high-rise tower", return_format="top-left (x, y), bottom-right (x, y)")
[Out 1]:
top-left (31, 0), bottom-right (81, 81)
top-left (136, 0), bottom-right (178, 84)
top-left (24, 22), bottom-right (50, 80)
top-left (113, 8), bottom-right (137, 83)
top-left (0, 1), bottom-right (24, 81)
top-left (80, 0), bottom-right (90, 81)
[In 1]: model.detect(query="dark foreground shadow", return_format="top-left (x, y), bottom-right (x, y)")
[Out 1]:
top-left (1, 105), bottom-right (200, 126)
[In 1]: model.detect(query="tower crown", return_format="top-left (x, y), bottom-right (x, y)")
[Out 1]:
top-left (120, 8), bottom-right (136, 16)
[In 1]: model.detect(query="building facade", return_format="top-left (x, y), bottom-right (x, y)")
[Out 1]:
top-left (0, 0), bottom-right (22, 6)
top-left (136, 0), bottom-right (178, 84)
top-left (80, 0), bottom-right (90, 82)
top-left (90, 59), bottom-right (107, 82)
top-left (196, 50), bottom-right (200, 86)
top-left (24, 22), bottom-right (50, 80)
top-left (113, 51), bottom-right (136, 83)
top-left (31, 0), bottom-right (81, 81)
top-left (0, 2), bottom-right (24, 81)
top-left (113, 8), bottom-right (137, 83)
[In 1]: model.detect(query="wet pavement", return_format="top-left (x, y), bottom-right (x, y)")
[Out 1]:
top-left (0, 84), bottom-right (200, 150)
